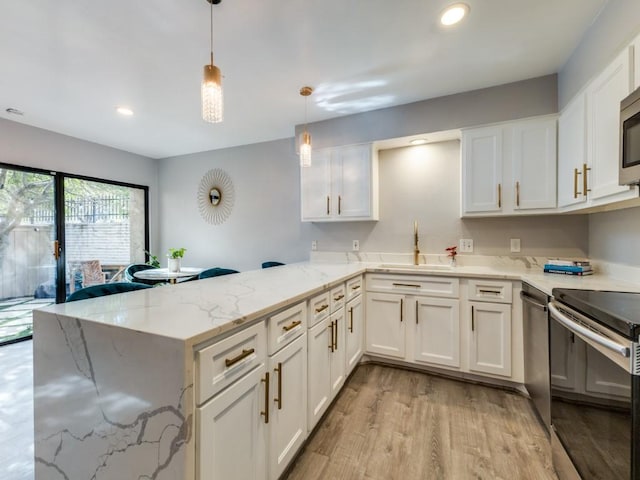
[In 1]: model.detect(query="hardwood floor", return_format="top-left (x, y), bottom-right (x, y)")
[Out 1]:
top-left (284, 364), bottom-right (557, 480)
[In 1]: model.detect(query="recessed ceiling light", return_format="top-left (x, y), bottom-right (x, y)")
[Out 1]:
top-left (5, 107), bottom-right (24, 116)
top-left (410, 138), bottom-right (428, 145)
top-left (440, 3), bottom-right (469, 26)
top-left (116, 106), bottom-right (134, 116)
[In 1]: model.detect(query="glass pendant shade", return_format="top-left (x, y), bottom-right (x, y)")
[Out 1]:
top-left (202, 64), bottom-right (223, 123)
top-left (300, 131), bottom-right (312, 167)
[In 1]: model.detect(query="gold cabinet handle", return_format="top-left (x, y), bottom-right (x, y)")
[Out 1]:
top-left (497, 183), bottom-right (502, 208)
top-left (415, 299), bottom-right (419, 325)
top-left (478, 289), bottom-right (501, 295)
top-left (225, 348), bottom-right (255, 368)
top-left (582, 163), bottom-right (591, 197)
top-left (274, 362), bottom-right (282, 410)
top-left (282, 320), bottom-right (301, 332)
top-left (351, 284), bottom-right (361, 291)
top-left (573, 168), bottom-right (582, 199)
top-left (333, 294), bottom-right (345, 301)
top-left (392, 283), bottom-right (421, 288)
top-left (315, 304), bottom-right (329, 314)
top-left (338, 195), bottom-right (342, 215)
top-left (400, 298), bottom-right (404, 323)
top-left (515, 181), bottom-right (520, 207)
top-left (261, 372), bottom-right (270, 424)
top-left (349, 307), bottom-right (354, 333)
top-left (471, 306), bottom-right (475, 332)
top-left (334, 319), bottom-right (338, 350)
top-left (326, 195), bottom-right (330, 215)
top-left (328, 322), bottom-right (335, 352)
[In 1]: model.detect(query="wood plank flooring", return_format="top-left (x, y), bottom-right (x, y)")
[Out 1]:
top-left (284, 364), bottom-right (557, 480)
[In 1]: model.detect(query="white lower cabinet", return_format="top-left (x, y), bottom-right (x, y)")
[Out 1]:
top-left (468, 301), bottom-right (512, 377)
top-left (307, 316), bottom-right (333, 430)
top-left (365, 291), bottom-right (406, 359)
top-left (197, 364), bottom-right (268, 480)
top-left (329, 309), bottom-right (346, 397)
top-left (268, 334), bottom-right (307, 480)
top-left (345, 293), bottom-right (364, 375)
top-left (414, 297), bottom-right (460, 368)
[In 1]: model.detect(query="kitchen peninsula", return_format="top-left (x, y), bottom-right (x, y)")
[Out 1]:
top-left (32, 260), bottom-right (640, 479)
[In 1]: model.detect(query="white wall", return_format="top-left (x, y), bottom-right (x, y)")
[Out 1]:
top-left (0, 118), bottom-right (159, 250)
top-left (589, 207), bottom-right (640, 266)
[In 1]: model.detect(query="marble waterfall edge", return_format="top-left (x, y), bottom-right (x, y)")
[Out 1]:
top-left (33, 310), bottom-right (194, 480)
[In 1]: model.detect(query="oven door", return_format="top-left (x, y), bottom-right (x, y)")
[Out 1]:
top-left (549, 301), bottom-right (637, 480)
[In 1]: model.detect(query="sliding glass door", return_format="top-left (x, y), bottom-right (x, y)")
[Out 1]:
top-left (0, 166), bottom-right (57, 344)
top-left (0, 163), bottom-right (149, 346)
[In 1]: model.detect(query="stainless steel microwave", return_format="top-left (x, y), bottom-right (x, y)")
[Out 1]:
top-left (620, 86), bottom-right (640, 186)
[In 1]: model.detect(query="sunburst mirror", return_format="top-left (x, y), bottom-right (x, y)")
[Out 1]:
top-left (197, 168), bottom-right (235, 224)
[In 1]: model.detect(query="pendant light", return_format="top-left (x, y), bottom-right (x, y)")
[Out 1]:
top-left (299, 86), bottom-right (313, 167)
top-left (202, 0), bottom-right (223, 123)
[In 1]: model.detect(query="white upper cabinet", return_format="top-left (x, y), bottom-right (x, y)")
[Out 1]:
top-left (300, 143), bottom-right (379, 222)
top-left (586, 47), bottom-right (634, 201)
top-left (558, 93), bottom-right (588, 208)
top-left (461, 116), bottom-right (557, 216)
top-left (461, 126), bottom-right (503, 214)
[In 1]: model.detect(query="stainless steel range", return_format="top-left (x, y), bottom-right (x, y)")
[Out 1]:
top-left (549, 288), bottom-right (640, 480)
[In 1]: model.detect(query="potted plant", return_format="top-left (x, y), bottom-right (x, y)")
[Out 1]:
top-left (167, 247), bottom-right (186, 273)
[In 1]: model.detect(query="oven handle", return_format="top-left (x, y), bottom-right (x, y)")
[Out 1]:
top-left (548, 301), bottom-right (630, 359)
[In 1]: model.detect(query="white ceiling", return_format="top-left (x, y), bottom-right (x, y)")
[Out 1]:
top-left (0, 0), bottom-right (607, 159)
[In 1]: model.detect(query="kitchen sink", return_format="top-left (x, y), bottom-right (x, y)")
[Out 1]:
top-left (378, 263), bottom-right (453, 271)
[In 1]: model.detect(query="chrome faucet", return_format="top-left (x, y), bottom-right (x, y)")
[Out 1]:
top-left (413, 220), bottom-right (420, 265)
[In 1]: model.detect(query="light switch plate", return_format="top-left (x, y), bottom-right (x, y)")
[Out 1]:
top-left (311, 240), bottom-right (317, 251)
top-left (510, 238), bottom-right (521, 253)
top-left (459, 239), bottom-right (473, 253)
top-left (352, 240), bottom-right (360, 251)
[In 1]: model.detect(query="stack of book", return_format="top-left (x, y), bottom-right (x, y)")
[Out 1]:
top-left (543, 259), bottom-right (593, 276)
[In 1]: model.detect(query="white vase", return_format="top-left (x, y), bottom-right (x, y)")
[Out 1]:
top-left (168, 257), bottom-right (181, 273)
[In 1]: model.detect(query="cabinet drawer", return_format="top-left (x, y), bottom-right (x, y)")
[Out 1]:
top-left (346, 275), bottom-right (363, 301)
top-left (467, 279), bottom-right (513, 303)
top-left (196, 321), bottom-right (267, 405)
top-left (330, 284), bottom-right (346, 313)
top-left (267, 302), bottom-right (306, 355)
top-left (309, 291), bottom-right (331, 327)
top-left (365, 273), bottom-right (459, 298)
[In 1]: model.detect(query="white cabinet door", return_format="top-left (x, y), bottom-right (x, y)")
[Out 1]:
top-left (461, 126), bottom-right (503, 214)
top-left (414, 297), bottom-right (460, 369)
top-left (269, 335), bottom-right (307, 480)
top-left (558, 93), bottom-right (588, 208)
top-left (197, 364), bottom-right (268, 480)
top-left (333, 144), bottom-right (374, 219)
top-left (512, 117), bottom-right (557, 210)
top-left (345, 294), bottom-right (364, 375)
top-left (329, 308), bottom-right (346, 398)
top-left (307, 317), bottom-right (332, 431)
top-left (469, 302), bottom-right (512, 377)
top-left (365, 292), bottom-right (406, 359)
top-left (300, 148), bottom-right (331, 221)
top-left (587, 47), bottom-right (634, 200)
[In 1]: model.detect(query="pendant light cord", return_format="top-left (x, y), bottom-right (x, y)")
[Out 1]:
top-left (209, 1), bottom-right (214, 65)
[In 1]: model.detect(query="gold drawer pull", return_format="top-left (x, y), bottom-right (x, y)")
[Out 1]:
top-left (349, 307), bottom-right (354, 333)
top-left (315, 304), bottom-right (329, 313)
top-left (282, 320), bottom-right (301, 332)
top-left (225, 348), bottom-right (255, 368)
top-left (582, 163), bottom-right (591, 197)
top-left (351, 284), bottom-right (361, 290)
top-left (261, 372), bottom-right (270, 424)
top-left (478, 289), bottom-right (501, 295)
top-left (333, 294), bottom-right (345, 301)
top-left (393, 283), bottom-right (421, 288)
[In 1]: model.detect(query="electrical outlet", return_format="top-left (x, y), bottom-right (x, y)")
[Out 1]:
top-left (352, 240), bottom-right (360, 251)
top-left (510, 238), bottom-right (521, 253)
top-left (459, 239), bottom-right (473, 253)
top-left (311, 240), bottom-right (317, 251)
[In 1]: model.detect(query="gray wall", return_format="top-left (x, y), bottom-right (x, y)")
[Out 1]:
top-left (589, 207), bottom-right (640, 266)
top-left (0, 118), bottom-right (159, 251)
top-left (559, 0), bottom-right (640, 108)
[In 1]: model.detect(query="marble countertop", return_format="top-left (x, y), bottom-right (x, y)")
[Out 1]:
top-left (39, 261), bottom-right (640, 347)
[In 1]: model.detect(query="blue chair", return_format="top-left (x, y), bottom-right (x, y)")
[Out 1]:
top-left (262, 261), bottom-right (284, 269)
top-left (66, 282), bottom-right (153, 302)
top-left (198, 267), bottom-right (239, 280)
top-left (125, 263), bottom-right (158, 285)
